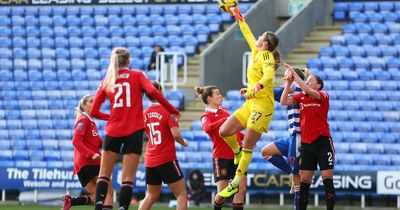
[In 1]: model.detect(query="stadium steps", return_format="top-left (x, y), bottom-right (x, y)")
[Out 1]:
top-left (180, 98), bottom-right (206, 130)
top-left (285, 23), bottom-right (343, 68)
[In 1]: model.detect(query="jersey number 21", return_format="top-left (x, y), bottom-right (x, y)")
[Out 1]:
top-left (114, 82), bottom-right (131, 108)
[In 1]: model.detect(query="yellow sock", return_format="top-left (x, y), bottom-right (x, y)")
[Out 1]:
top-left (222, 135), bottom-right (240, 154)
top-left (231, 149), bottom-right (253, 187)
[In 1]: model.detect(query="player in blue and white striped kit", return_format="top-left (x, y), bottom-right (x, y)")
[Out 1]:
top-left (261, 67), bottom-right (310, 210)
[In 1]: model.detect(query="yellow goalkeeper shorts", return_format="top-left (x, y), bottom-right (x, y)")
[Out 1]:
top-left (233, 98), bottom-right (274, 134)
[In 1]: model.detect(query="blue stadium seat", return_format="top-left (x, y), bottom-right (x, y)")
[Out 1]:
top-left (13, 150), bottom-right (29, 160)
top-left (16, 91), bottom-right (31, 100)
top-left (166, 25), bottom-right (181, 36)
top-left (59, 81), bottom-right (75, 91)
top-left (348, 81), bottom-right (367, 91)
top-left (15, 161), bottom-right (31, 168)
top-left (47, 161), bottom-right (64, 168)
top-left (368, 12), bottom-right (384, 23)
top-left (53, 15), bottom-right (67, 27)
top-left (382, 12), bottom-right (398, 24)
top-left (330, 35), bottom-right (344, 47)
top-left (344, 34), bottom-right (361, 46)
top-left (355, 155), bottom-right (373, 165)
top-left (0, 26), bottom-right (11, 37)
top-left (360, 34), bottom-right (377, 46)
top-left (377, 35), bottom-right (393, 47)
top-left (12, 26), bottom-right (26, 37)
top-left (331, 80), bottom-right (348, 90)
top-left (12, 46), bottom-right (26, 59)
top-left (336, 154), bottom-right (355, 165)
top-left (367, 143), bottom-right (383, 154)
top-left (383, 143), bottom-right (400, 154)
top-left (330, 100), bottom-right (343, 110)
top-left (0, 7), bottom-right (10, 16)
top-left (18, 100), bottom-right (33, 109)
top-left (332, 46), bottom-right (350, 58)
top-left (334, 142), bottom-right (349, 153)
top-left (43, 149), bottom-right (61, 160)
top-left (319, 47), bottom-right (333, 57)
top-left (177, 5), bottom-right (191, 14)
top-left (0, 129), bottom-right (9, 140)
top-left (152, 25), bottom-right (166, 36)
top-left (360, 132), bottom-right (378, 143)
top-left (13, 59), bottom-right (28, 72)
top-left (0, 70), bottom-right (13, 81)
top-left (351, 12), bottom-right (368, 23)
top-left (6, 109), bottom-right (22, 120)
top-left (169, 35), bottom-right (184, 47)
top-left (372, 155), bottom-right (391, 166)
top-left (192, 14), bottom-right (208, 25)
top-left (350, 143), bottom-right (367, 153)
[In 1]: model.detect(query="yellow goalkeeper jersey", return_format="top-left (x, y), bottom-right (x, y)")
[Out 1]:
top-left (238, 20), bottom-right (275, 104)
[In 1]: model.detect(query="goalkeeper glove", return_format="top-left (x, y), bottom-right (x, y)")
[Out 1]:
top-left (229, 6), bottom-right (244, 21)
top-left (245, 83), bottom-right (263, 100)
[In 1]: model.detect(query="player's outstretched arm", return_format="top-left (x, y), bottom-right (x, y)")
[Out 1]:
top-left (232, 7), bottom-right (257, 51)
top-left (285, 64), bottom-right (320, 100)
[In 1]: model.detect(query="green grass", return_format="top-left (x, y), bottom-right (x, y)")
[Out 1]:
top-left (0, 204), bottom-right (354, 210)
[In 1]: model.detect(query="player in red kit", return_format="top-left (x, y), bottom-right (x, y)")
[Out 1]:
top-left (90, 48), bottom-right (180, 210)
top-left (195, 86), bottom-right (246, 210)
top-left (281, 64), bottom-right (335, 210)
top-left (139, 82), bottom-right (189, 210)
top-left (63, 95), bottom-right (113, 210)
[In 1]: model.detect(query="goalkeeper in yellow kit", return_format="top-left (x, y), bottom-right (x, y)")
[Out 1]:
top-left (218, 6), bottom-right (281, 198)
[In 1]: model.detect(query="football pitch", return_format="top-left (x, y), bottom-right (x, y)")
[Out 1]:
top-left (0, 205), bottom-right (356, 210)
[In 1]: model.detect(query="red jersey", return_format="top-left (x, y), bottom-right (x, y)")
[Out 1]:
top-left (91, 68), bottom-right (179, 137)
top-left (143, 103), bottom-right (179, 167)
top-left (200, 108), bottom-right (243, 159)
top-left (292, 91), bottom-right (331, 144)
top-left (72, 113), bottom-right (102, 174)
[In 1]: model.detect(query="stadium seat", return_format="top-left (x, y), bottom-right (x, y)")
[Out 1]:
top-left (366, 143), bottom-right (383, 154)
top-left (383, 143), bottom-right (400, 154)
top-left (13, 150), bottom-right (29, 160)
top-left (15, 161), bottom-right (31, 168)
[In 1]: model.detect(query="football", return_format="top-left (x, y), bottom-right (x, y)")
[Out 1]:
top-left (218, 0), bottom-right (238, 12)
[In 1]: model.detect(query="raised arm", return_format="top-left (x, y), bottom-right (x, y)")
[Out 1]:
top-left (231, 7), bottom-right (257, 51)
top-left (280, 78), bottom-right (297, 106)
top-left (287, 64), bottom-right (321, 100)
top-left (90, 84), bottom-right (110, 120)
top-left (139, 73), bottom-right (180, 116)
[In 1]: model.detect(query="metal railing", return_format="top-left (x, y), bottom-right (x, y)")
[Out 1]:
top-left (155, 52), bottom-right (187, 91)
top-left (242, 51), bottom-right (252, 87)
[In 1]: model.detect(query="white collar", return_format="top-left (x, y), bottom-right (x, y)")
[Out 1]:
top-left (205, 107), bottom-right (220, 113)
top-left (82, 112), bottom-right (94, 122)
top-left (150, 102), bottom-right (160, 107)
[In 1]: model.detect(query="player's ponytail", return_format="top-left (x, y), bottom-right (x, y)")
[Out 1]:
top-left (194, 86), bottom-right (218, 104)
top-left (264, 32), bottom-right (280, 71)
top-left (273, 50), bottom-right (281, 71)
top-left (103, 47), bottom-right (130, 93)
top-left (75, 94), bottom-right (92, 119)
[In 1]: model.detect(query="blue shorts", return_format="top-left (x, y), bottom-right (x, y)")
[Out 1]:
top-left (274, 133), bottom-right (301, 175)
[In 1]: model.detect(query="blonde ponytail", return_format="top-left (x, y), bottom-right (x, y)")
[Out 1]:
top-left (75, 94), bottom-right (92, 119)
top-left (102, 47), bottom-right (130, 93)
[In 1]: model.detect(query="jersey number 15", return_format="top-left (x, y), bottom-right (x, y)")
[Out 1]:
top-left (147, 122), bottom-right (162, 145)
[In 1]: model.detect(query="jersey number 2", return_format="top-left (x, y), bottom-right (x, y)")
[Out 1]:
top-left (114, 82), bottom-right (131, 108)
top-left (146, 122), bottom-right (162, 145)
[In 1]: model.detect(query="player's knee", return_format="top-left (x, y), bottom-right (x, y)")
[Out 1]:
top-left (261, 147), bottom-right (272, 159)
top-left (176, 194), bottom-right (188, 203)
